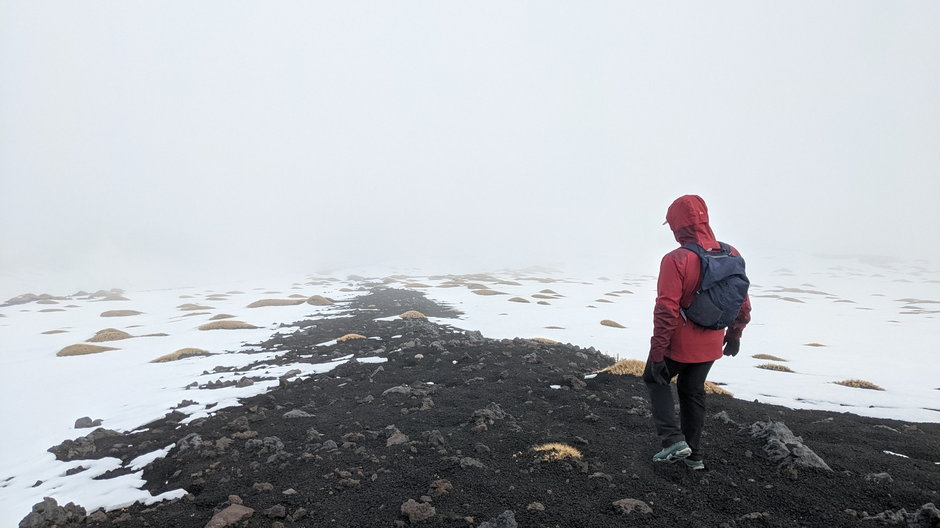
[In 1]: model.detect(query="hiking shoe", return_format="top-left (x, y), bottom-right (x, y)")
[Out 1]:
top-left (683, 458), bottom-right (706, 471)
top-left (652, 441), bottom-right (692, 463)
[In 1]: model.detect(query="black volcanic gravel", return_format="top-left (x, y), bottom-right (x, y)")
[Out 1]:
top-left (28, 288), bottom-right (940, 528)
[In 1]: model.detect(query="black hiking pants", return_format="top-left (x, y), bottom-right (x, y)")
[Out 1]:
top-left (643, 358), bottom-right (714, 461)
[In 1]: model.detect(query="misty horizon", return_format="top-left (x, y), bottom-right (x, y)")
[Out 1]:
top-left (2, 2), bottom-right (939, 296)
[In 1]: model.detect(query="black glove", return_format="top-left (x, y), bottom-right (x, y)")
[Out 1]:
top-left (648, 361), bottom-right (671, 386)
top-left (723, 336), bottom-right (740, 357)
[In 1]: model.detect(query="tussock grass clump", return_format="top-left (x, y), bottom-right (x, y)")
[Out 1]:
top-left (87, 328), bottom-right (134, 342)
top-left (533, 443), bottom-right (582, 461)
top-left (400, 310), bottom-right (427, 319)
top-left (178, 303), bottom-right (214, 311)
top-left (598, 359), bottom-right (646, 377)
top-left (705, 381), bottom-right (733, 396)
top-left (537, 301), bottom-right (551, 305)
top-left (540, 289), bottom-right (559, 295)
top-left (803, 343), bottom-right (826, 347)
top-left (403, 283), bottom-right (431, 288)
top-left (544, 325), bottom-right (565, 329)
top-left (472, 289), bottom-right (506, 296)
top-left (151, 348), bottom-right (210, 363)
top-left (757, 363), bottom-right (794, 373)
top-left (198, 321), bottom-right (259, 331)
top-left (529, 337), bottom-right (558, 344)
top-left (508, 297), bottom-right (530, 303)
top-left (210, 314), bottom-right (236, 321)
top-left (306, 295), bottom-right (335, 306)
top-left (600, 319), bottom-right (626, 329)
top-left (465, 284), bottom-right (489, 290)
top-left (288, 294), bottom-right (307, 299)
top-left (532, 294), bottom-right (556, 299)
top-left (39, 308), bottom-right (66, 312)
top-left (141, 333), bottom-right (169, 337)
top-left (833, 379), bottom-right (885, 391)
top-left (42, 329), bottom-right (68, 335)
top-left (57, 344), bottom-right (119, 357)
top-left (337, 333), bottom-right (367, 342)
top-left (100, 310), bottom-right (143, 317)
top-left (751, 354), bottom-right (787, 362)
top-left (595, 299), bottom-right (614, 303)
top-left (246, 299), bottom-right (304, 308)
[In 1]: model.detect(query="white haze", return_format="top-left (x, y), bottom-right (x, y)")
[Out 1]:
top-left (2, 2), bottom-right (940, 296)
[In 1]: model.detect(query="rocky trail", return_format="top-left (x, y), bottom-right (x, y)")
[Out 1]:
top-left (21, 288), bottom-right (940, 528)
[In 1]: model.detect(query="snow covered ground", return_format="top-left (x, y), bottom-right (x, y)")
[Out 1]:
top-left (0, 251), bottom-right (938, 525)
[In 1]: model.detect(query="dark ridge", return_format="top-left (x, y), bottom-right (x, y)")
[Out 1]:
top-left (28, 288), bottom-right (940, 528)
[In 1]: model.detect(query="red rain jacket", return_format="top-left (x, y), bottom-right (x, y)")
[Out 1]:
top-left (649, 195), bottom-right (752, 363)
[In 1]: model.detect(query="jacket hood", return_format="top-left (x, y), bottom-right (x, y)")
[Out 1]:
top-left (665, 195), bottom-right (718, 248)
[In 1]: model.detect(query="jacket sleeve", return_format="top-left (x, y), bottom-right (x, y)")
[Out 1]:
top-left (726, 294), bottom-right (751, 340)
top-left (649, 252), bottom-right (684, 362)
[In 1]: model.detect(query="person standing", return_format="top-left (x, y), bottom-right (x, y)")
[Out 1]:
top-left (643, 195), bottom-right (751, 470)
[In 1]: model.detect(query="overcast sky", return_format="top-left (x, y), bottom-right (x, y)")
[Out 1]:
top-left (2, 2), bottom-right (938, 293)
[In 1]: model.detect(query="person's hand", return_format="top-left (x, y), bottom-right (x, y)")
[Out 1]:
top-left (649, 361), bottom-right (671, 385)
top-left (723, 336), bottom-right (740, 357)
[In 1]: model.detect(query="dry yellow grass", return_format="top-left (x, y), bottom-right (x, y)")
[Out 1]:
top-left (533, 443), bottom-right (582, 461)
top-left (57, 344), bottom-right (119, 357)
top-left (472, 289), bottom-right (506, 296)
top-left (595, 299), bottom-right (614, 304)
top-left (209, 314), bottom-right (236, 321)
top-left (87, 328), bottom-right (134, 342)
top-left (246, 299), bottom-right (305, 308)
top-left (752, 354), bottom-right (787, 362)
top-left (537, 301), bottom-right (551, 305)
top-left (100, 310), bottom-right (143, 317)
top-left (400, 310), bottom-right (427, 319)
top-left (508, 297), bottom-right (530, 303)
top-left (803, 343), bottom-right (827, 347)
top-left (532, 294), bottom-right (556, 299)
top-left (757, 363), bottom-right (794, 373)
top-left (544, 326), bottom-right (565, 329)
top-left (178, 304), bottom-right (214, 311)
top-left (600, 319), bottom-right (626, 329)
top-left (39, 308), bottom-right (66, 312)
top-left (306, 295), bottom-right (335, 306)
top-left (288, 294), bottom-right (307, 299)
top-left (198, 321), bottom-right (259, 331)
top-left (833, 379), bottom-right (885, 391)
top-left (403, 283), bottom-right (431, 288)
top-left (151, 348), bottom-right (211, 363)
top-left (141, 333), bottom-right (169, 337)
top-left (182, 311), bottom-right (211, 317)
top-left (465, 283), bottom-right (489, 290)
top-left (529, 337), bottom-right (558, 344)
top-left (704, 381), bottom-right (733, 396)
top-left (42, 329), bottom-right (68, 335)
top-left (337, 333), bottom-right (367, 342)
top-left (540, 289), bottom-right (559, 295)
top-left (598, 359), bottom-right (646, 377)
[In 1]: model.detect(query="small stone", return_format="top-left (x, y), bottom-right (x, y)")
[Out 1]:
top-left (387, 430), bottom-right (410, 447)
top-left (527, 502), bottom-right (546, 511)
top-left (263, 505), bottom-right (287, 519)
top-left (252, 482), bottom-right (274, 492)
top-left (613, 498), bottom-right (652, 515)
top-left (282, 488), bottom-right (298, 496)
top-left (204, 504), bottom-right (254, 528)
top-left (290, 508), bottom-right (308, 521)
top-left (87, 510), bottom-right (109, 522)
top-left (865, 472), bottom-right (893, 483)
top-left (228, 495), bottom-right (243, 505)
top-left (429, 479), bottom-right (453, 497)
top-left (415, 354), bottom-right (425, 359)
top-left (283, 409), bottom-right (314, 419)
top-left (401, 499), bottom-right (436, 523)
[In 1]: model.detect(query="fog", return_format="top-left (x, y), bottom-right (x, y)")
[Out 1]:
top-left (2, 2), bottom-right (939, 294)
